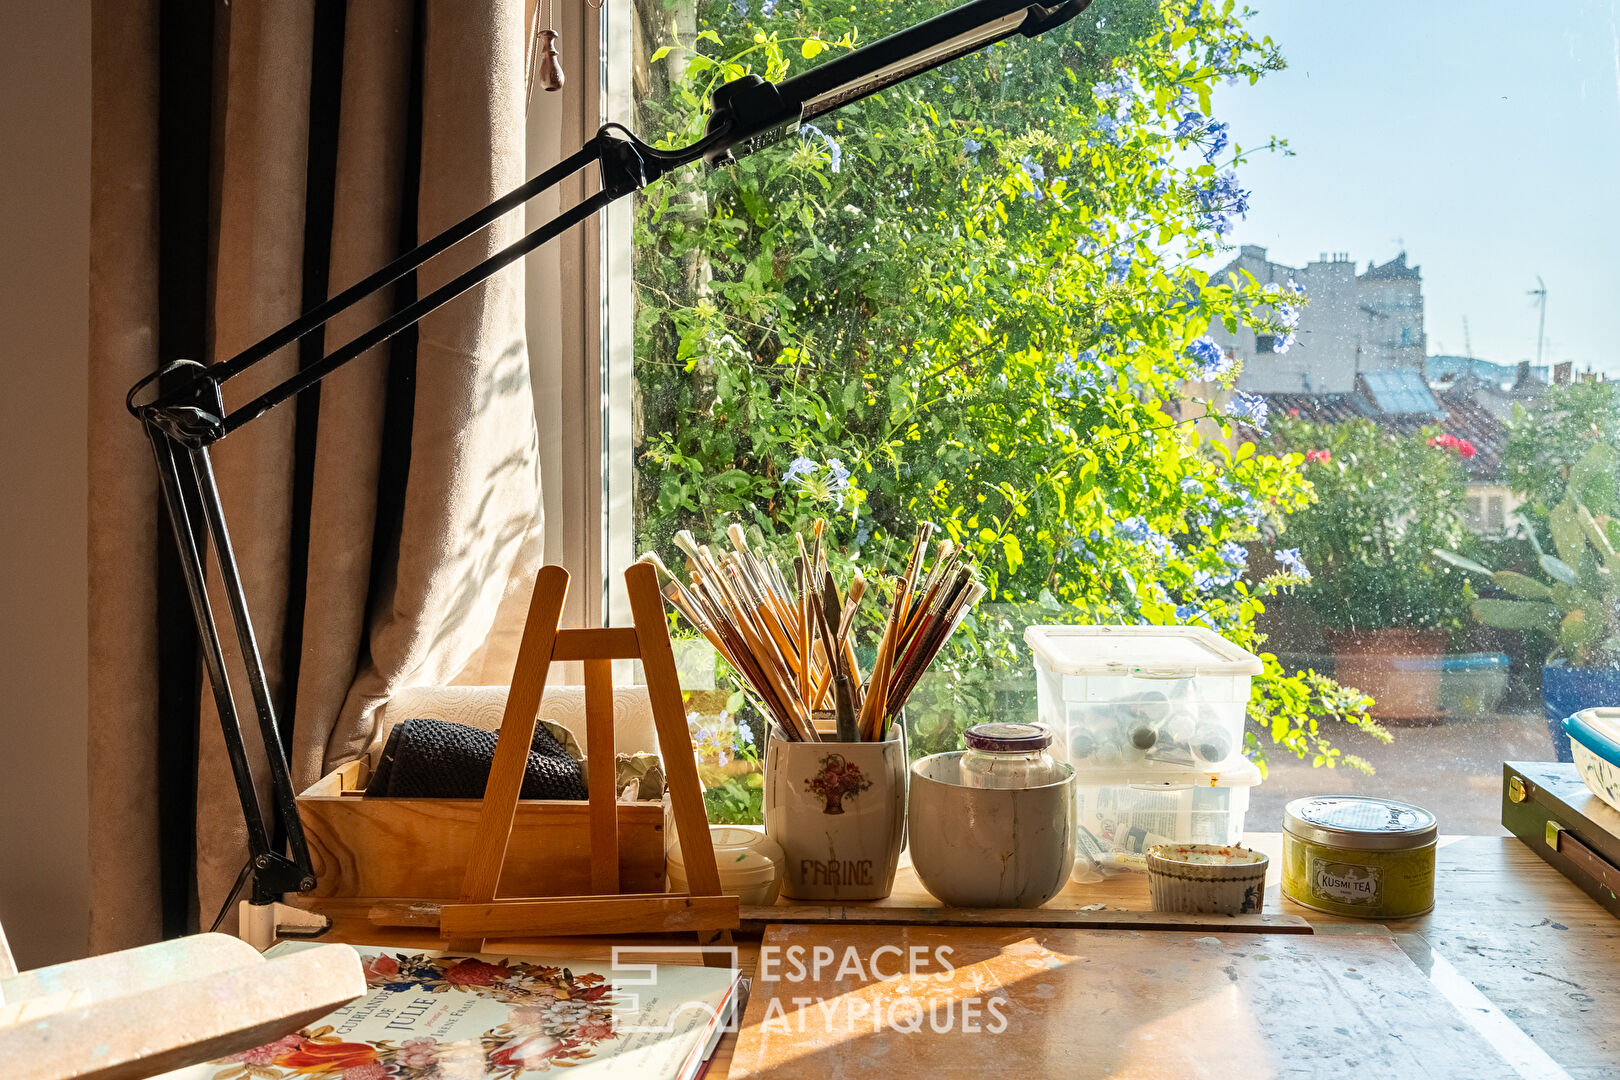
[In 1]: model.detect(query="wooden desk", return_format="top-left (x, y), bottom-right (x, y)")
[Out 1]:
top-left (305, 834), bottom-right (1619, 1078)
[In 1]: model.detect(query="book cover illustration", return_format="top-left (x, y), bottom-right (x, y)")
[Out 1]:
top-left (190, 945), bottom-right (735, 1080)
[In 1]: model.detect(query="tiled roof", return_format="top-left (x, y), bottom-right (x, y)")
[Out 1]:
top-left (1263, 385), bottom-right (1506, 480)
top-left (1361, 251), bottom-right (1421, 281)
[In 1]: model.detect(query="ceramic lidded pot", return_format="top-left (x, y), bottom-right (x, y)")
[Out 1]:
top-left (764, 723), bottom-right (907, 900)
top-left (908, 750), bottom-right (1075, 908)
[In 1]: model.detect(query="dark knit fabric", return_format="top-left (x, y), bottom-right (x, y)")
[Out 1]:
top-left (365, 716), bottom-right (588, 800)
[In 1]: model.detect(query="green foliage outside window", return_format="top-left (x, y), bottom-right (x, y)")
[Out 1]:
top-left (1502, 381), bottom-right (1620, 523)
top-left (1270, 417), bottom-right (1475, 637)
top-left (633, 0), bottom-right (1379, 777)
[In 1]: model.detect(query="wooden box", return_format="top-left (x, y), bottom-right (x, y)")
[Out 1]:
top-left (1503, 761), bottom-right (1620, 920)
top-left (296, 760), bottom-right (667, 900)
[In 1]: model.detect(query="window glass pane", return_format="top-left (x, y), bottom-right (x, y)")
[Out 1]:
top-left (627, 1), bottom-right (1618, 834)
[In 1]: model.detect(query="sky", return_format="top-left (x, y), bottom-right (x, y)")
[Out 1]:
top-left (1208, 1), bottom-right (1620, 373)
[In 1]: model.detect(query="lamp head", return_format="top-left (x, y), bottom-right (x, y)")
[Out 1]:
top-left (698, 0), bottom-right (1094, 167)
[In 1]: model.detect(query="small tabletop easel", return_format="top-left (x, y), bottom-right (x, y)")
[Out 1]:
top-left (419, 562), bottom-right (736, 963)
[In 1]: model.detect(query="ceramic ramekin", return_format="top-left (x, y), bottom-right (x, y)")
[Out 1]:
top-left (1146, 843), bottom-right (1268, 915)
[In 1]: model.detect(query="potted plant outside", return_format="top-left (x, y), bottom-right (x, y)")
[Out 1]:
top-left (1438, 446), bottom-right (1620, 760)
top-left (1276, 418), bottom-right (1474, 722)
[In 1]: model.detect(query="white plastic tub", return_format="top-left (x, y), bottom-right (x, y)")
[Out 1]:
top-left (1025, 624), bottom-right (1262, 772)
top-left (1070, 758), bottom-right (1262, 880)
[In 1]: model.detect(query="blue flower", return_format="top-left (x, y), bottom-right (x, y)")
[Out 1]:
top-left (1180, 477), bottom-right (1204, 493)
top-left (825, 457), bottom-right (852, 509)
top-left (1274, 548), bottom-right (1311, 579)
top-left (731, 0), bottom-right (749, 15)
top-left (784, 456), bottom-right (819, 484)
top-left (1092, 72), bottom-right (1136, 103)
top-left (1217, 478), bottom-right (1267, 526)
top-left (1186, 335), bottom-right (1233, 380)
top-left (1228, 390), bottom-right (1269, 432)
top-left (1094, 111), bottom-right (1127, 146)
top-left (801, 123), bottom-right (841, 173)
top-left (1175, 604), bottom-right (1206, 623)
top-left (854, 520), bottom-right (871, 548)
top-left (962, 137), bottom-right (982, 155)
top-left (1020, 155), bottom-right (1046, 183)
top-left (1195, 169), bottom-right (1249, 235)
top-left (760, 0), bottom-right (777, 13)
top-left (1106, 252), bottom-right (1131, 284)
top-left (1193, 540), bottom-right (1249, 588)
top-left (1200, 119), bottom-right (1230, 163)
top-left (736, 718), bottom-right (755, 745)
top-left (1175, 111), bottom-right (1204, 139)
top-left (1115, 516), bottom-right (1154, 545)
top-left (1054, 349), bottom-right (1110, 399)
top-left (1116, 516), bottom-right (1176, 557)
top-left (1209, 43), bottom-right (1232, 68)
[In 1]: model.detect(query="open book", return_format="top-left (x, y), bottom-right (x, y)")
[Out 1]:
top-left (161, 942), bottom-right (739, 1080)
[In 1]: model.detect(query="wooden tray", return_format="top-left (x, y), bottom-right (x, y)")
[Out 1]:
top-left (740, 856), bottom-right (1311, 933)
top-left (296, 760), bottom-right (667, 901)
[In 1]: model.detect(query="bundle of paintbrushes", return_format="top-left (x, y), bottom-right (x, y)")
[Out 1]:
top-left (640, 520), bottom-right (985, 744)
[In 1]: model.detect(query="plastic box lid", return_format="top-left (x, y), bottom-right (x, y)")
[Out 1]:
top-left (1069, 757), bottom-right (1262, 790)
top-left (1024, 624), bottom-right (1263, 678)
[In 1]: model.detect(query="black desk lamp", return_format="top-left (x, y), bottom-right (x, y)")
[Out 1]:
top-left (125, 0), bottom-right (1095, 910)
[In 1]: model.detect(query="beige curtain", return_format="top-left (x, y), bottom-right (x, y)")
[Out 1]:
top-left (88, 0), bottom-right (544, 950)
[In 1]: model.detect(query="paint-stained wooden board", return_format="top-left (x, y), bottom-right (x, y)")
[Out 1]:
top-left (729, 923), bottom-right (1513, 1079)
top-left (740, 854), bottom-right (1311, 933)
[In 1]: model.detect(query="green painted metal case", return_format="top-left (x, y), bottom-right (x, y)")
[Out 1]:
top-left (1503, 761), bottom-right (1620, 920)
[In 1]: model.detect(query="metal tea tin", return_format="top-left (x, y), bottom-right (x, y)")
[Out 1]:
top-left (1281, 795), bottom-right (1437, 918)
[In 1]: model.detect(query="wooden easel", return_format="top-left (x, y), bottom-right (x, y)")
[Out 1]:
top-left (427, 562), bottom-right (736, 964)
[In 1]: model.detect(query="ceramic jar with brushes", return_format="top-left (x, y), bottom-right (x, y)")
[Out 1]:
top-left (643, 519), bottom-right (984, 901)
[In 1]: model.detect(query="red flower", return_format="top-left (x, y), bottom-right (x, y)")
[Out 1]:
top-left (1304, 449), bottom-right (1331, 464)
top-left (272, 1039), bottom-right (378, 1071)
top-left (361, 955), bottom-right (399, 983)
top-left (1458, 439), bottom-right (1477, 459)
top-left (443, 958), bottom-right (510, 986)
top-left (490, 1033), bottom-right (566, 1069)
top-left (576, 1017), bottom-right (616, 1043)
top-left (341, 1065), bottom-right (392, 1080)
top-left (224, 1034), bottom-right (304, 1065)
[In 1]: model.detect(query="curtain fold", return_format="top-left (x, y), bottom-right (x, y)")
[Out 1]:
top-left (88, 0), bottom-right (543, 948)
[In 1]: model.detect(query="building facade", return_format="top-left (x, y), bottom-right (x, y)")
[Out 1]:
top-left (1207, 246), bottom-right (1427, 393)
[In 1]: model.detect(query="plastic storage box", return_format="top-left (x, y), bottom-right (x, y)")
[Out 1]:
top-left (1071, 758), bottom-right (1262, 879)
top-left (1024, 625), bottom-right (1263, 772)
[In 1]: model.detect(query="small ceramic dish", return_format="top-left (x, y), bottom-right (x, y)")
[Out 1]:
top-left (1146, 843), bottom-right (1268, 915)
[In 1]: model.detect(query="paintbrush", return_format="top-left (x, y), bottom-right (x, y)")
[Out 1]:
top-left (822, 570), bottom-right (859, 741)
top-left (889, 579), bottom-right (986, 722)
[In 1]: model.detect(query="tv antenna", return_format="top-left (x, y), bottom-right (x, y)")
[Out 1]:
top-left (1462, 315), bottom-right (1473, 358)
top-left (1528, 276), bottom-right (1547, 367)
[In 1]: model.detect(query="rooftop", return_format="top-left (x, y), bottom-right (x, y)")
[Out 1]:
top-left (1263, 378), bottom-right (1507, 480)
